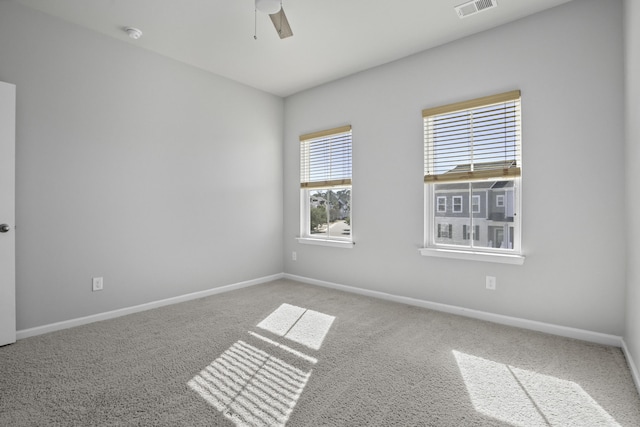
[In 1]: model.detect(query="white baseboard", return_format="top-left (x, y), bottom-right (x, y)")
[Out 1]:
top-left (283, 273), bottom-right (623, 347)
top-left (16, 271), bottom-right (637, 396)
top-left (622, 340), bottom-right (640, 396)
top-left (17, 271), bottom-right (627, 351)
top-left (16, 273), bottom-right (284, 340)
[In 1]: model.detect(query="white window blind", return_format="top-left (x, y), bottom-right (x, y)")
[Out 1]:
top-left (300, 125), bottom-right (352, 189)
top-left (424, 91), bottom-right (521, 183)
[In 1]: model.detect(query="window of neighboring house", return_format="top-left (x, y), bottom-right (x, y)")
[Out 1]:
top-left (472, 195), bottom-right (481, 213)
top-left (437, 223), bottom-right (452, 239)
top-left (452, 196), bottom-right (463, 213)
top-left (463, 224), bottom-right (480, 240)
top-left (298, 125), bottom-right (353, 248)
top-left (421, 90), bottom-right (523, 263)
top-left (437, 196), bottom-right (447, 213)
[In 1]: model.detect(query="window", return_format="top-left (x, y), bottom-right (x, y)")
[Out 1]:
top-left (437, 223), bottom-right (452, 239)
top-left (452, 196), bottom-right (463, 213)
top-left (421, 91), bottom-right (523, 263)
top-left (472, 195), bottom-right (481, 214)
top-left (463, 225), bottom-right (480, 240)
top-left (437, 196), bottom-right (447, 213)
top-left (299, 125), bottom-right (353, 247)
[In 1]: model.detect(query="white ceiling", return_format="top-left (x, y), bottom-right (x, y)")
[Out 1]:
top-left (13, 0), bottom-right (572, 97)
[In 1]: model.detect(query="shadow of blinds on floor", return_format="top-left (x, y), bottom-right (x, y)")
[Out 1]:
top-left (188, 303), bottom-right (335, 426)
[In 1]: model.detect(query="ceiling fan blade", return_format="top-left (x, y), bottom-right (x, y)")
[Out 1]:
top-left (269, 7), bottom-right (293, 39)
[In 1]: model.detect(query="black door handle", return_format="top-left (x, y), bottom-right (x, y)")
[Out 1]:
top-left (0, 224), bottom-right (10, 233)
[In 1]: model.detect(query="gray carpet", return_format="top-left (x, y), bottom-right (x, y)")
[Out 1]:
top-left (1, 279), bottom-right (639, 426)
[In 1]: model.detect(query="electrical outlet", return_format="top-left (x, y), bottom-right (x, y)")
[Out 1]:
top-left (486, 276), bottom-right (496, 290)
top-left (292, 251), bottom-right (297, 261)
top-left (92, 277), bottom-right (103, 292)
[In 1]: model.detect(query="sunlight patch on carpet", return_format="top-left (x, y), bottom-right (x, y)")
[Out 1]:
top-left (256, 303), bottom-right (335, 350)
top-left (188, 340), bottom-right (312, 426)
top-left (453, 350), bottom-right (620, 427)
top-left (248, 331), bottom-right (318, 364)
top-left (189, 304), bottom-right (336, 425)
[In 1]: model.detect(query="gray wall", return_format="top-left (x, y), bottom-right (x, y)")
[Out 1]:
top-left (284, 0), bottom-right (626, 335)
top-left (625, 0), bottom-right (640, 375)
top-left (0, 2), bottom-right (284, 330)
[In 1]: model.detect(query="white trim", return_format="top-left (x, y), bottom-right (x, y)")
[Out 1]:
top-left (420, 247), bottom-right (525, 265)
top-left (283, 273), bottom-right (621, 347)
top-left (622, 339), bottom-right (640, 396)
top-left (16, 273), bottom-right (284, 340)
top-left (15, 271), bottom-right (629, 367)
top-left (297, 237), bottom-right (354, 248)
top-left (452, 195), bottom-right (463, 213)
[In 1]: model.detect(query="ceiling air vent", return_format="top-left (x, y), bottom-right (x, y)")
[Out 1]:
top-left (455, 0), bottom-right (497, 18)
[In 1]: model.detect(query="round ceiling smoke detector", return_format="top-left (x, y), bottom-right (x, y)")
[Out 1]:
top-left (125, 27), bottom-right (143, 40)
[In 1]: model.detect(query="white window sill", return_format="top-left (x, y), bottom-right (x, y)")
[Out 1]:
top-left (297, 237), bottom-right (354, 249)
top-left (419, 247), bottom-right (525, 265)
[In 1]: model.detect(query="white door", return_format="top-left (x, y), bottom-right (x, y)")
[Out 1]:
top-left (0, 81), bottom-right (16, 346)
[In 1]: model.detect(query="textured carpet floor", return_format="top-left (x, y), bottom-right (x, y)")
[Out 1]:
top-left (1, 279), bottom-right (639, 426)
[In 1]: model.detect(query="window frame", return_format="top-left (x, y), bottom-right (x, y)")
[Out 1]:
top-left (436, 196), bottom-right (447, 213)
top-left (300, 186), bottom-right (352, 241)
top-left (425, 182), bottom-right (522, 254)
top-left (297, 125), bottom-right (354, 249)
top-left (420, 91), bottom-right (524, 265)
